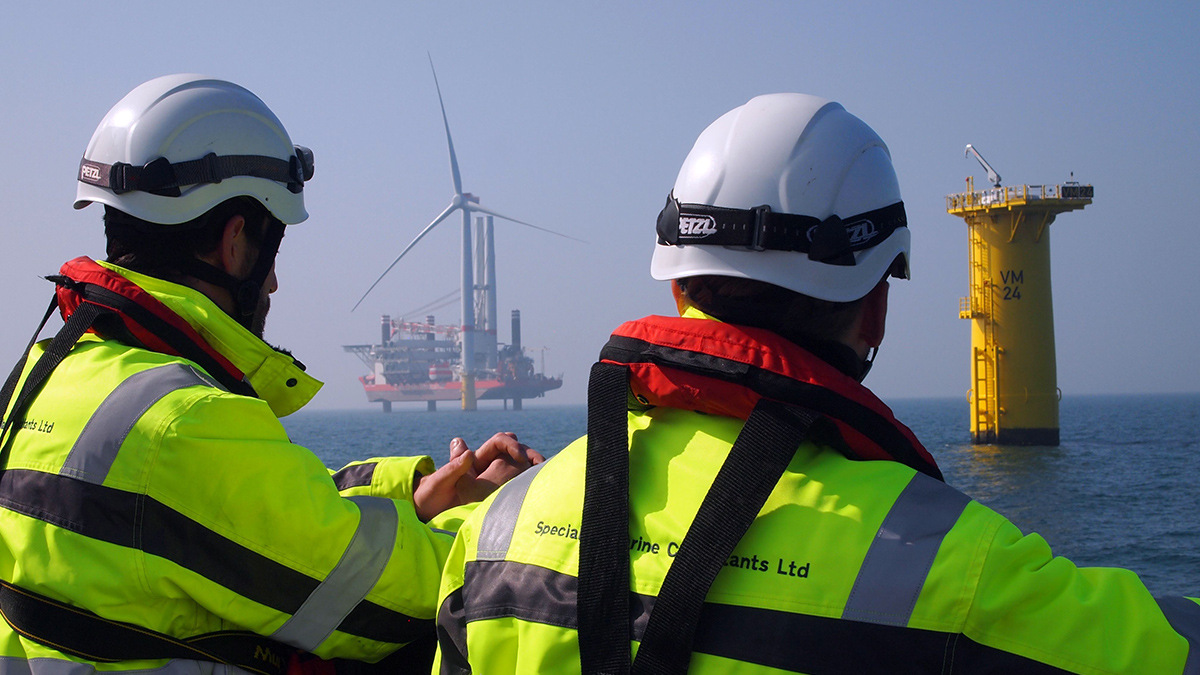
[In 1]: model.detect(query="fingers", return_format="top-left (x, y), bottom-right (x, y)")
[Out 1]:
top-left (472, 432), bottom-right (521, 465)
top-left (474, 453), bottom-right (530, 493)
top-left (417, 432), bottom-right (549, 518)
top-left (412, 448), bottom-right (479, 521)
top-left (425, 450), bottom-right (473, 495)
top-left (474, 432), bottom-right (543, 467)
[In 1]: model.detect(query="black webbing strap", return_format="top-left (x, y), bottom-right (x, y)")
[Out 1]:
top-left (632, 398), bottom-right (817, 675)
top-left (577, 362), bottom-right (819, 675)
top-left (0, 296), bottom-right (58, 448)
top-left (0, 296), bottom-right (309, 675)
top-left (578, 362), bottom-right (632, 675)
top-left (655, 192), bottom-right (907, 266)
top-left (0, 300), bottom-right (105, 455)
top-left (79, 150), bottom-right (310, 197)
top-left (177, 218), bottom-right (286, 322)
top-left (0, 580), bottom-right (295, 675)
top-left (1, 280), bottom-right (257, 461)
top-left (238, 219), bottom-right (286, 319)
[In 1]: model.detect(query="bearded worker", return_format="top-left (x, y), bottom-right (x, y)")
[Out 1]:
top-left (0, 74), bottom-right (541, 674)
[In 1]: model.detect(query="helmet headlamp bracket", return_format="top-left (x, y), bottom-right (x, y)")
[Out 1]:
top-left (289, 146), bottom-right (315, 194)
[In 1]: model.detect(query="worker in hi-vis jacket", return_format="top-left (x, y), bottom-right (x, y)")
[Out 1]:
top-left (433, 93), bottom-right (1200, 674)
top-left (0, 74), bottom-right (542, 674)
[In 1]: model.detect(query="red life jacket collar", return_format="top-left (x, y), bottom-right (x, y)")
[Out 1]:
top-left (53, 257), bottom-right (250, 394)
top-left (600, 315), bottom-right (942, 480)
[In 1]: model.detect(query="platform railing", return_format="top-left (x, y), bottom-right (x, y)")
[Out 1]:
top-left (946, 183), bottom-right (1093, 211)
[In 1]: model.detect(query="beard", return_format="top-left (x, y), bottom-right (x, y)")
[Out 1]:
top-left (247, 293), bottom-right (297, 361)
top-left (249, 293), bottom-right (270, 339)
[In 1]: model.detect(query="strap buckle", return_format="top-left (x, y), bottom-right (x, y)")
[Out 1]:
top-left (749, 204), bottom-right (773, 251)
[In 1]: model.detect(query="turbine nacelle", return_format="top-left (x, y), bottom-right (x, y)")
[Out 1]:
top-left (449, 193), bottom-right (480, 208)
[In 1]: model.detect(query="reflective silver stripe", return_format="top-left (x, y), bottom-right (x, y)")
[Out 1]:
top-left (5, 655), bottom-right (234, 674)
top-left (270, 495), bottom-right (398, 651)
top-left (842, 472), bottom-right (970, 627)
top-left (60, 364), bottom-right (221, 485)
top-left (476, 461), bottom-right (548, 561)
top-left (1158, 595), bottom-right (1200, 675)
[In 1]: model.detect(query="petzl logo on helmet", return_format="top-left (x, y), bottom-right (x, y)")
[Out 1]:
top-left (79, 162), bottom-right (103, 184)
top-left (679, 214), bottom-right (718, 237)
top-left (846, 219), bottom-right (879, 245)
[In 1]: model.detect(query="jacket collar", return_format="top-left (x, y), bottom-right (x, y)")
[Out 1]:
top-left (678, 305), bottom-right (867, 380)
top-left (600, 314), bottom-right (942, 480)
top-left (58, 257), bottom-right (321, 417)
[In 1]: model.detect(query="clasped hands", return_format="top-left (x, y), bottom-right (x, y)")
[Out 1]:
top-left (413, 432), bottom-right (545, 521)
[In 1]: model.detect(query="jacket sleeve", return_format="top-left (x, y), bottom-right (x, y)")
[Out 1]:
top-left (330, 457), bottom-right (479, 535)
top-left (963, 515), bottom-right (1199, 673)
top-left (433, 500), bottom-right (474, 675)
top-left (331, 456), bottom-right (434, 500)
top-left (142, 388), bottom-right (457, 662)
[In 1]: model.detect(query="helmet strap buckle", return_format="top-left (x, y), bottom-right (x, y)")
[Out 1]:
top-left (749, 204), bottom-right (772, 251)
top-left (195, 153), bottom-right (224, 187)
top-left (859, 346), bottom-right (878, 382)
top-left (108, 162), bottom-right (132, 195)
top-left (807, 215), bottom-right (856, 266)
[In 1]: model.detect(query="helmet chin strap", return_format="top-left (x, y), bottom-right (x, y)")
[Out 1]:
top-left (180, 220), bottom-right (285, 330)
top-left (859, 346), bottom-right (877, 382)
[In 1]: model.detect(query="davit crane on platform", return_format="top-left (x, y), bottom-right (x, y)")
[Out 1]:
top-left (964, 144), bottom-right (1002, 188)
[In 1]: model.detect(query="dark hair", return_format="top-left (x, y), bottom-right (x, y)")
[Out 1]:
top-left (104, 197), bottom-right (272, 281)
top-left (677, 275), bottom-right (865, 345)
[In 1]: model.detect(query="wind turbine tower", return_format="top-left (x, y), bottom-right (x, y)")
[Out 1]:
top-left (947, 145), bottom-right (1093, 445)
top-left (476, 215), bottom-right (499, 372)
top-left (352, 57), bottom-right (579, 410)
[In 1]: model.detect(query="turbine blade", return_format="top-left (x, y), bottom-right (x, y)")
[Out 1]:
top-left (468, 203), bottom-right (587, 243)
top-left (428, 53), bottom-right (464, 196)
top-left (352, 202), bottom-right (460, 311)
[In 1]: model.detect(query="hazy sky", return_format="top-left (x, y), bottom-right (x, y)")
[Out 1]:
top-left (2, 2), bottom-right (1197, 411)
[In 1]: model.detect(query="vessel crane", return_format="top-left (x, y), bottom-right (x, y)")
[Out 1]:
top-left (964, 144), bottom-right (1002, 188)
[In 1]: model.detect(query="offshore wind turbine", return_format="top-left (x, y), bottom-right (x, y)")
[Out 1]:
top-left (352, 55), bottom-right (581, 410)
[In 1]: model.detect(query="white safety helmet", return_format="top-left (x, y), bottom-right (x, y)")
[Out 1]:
top-left (74, 74), bottom-right (312, 225)
top-left (651, 93), bottom-right (909, 303)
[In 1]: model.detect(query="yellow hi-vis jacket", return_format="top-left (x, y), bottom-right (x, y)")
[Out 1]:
top-left (1, 259), bottom-right (460, 672)
top-left (435, 315), bottom-right (1200, 674)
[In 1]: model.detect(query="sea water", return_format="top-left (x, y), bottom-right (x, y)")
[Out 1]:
top-left (283, 393), bottom-right (1200, 596)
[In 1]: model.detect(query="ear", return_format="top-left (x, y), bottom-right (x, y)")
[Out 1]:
top-left (215, 214), bottom-right (248, 275)
top-left (858, 280), bottom-right (889, 348)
